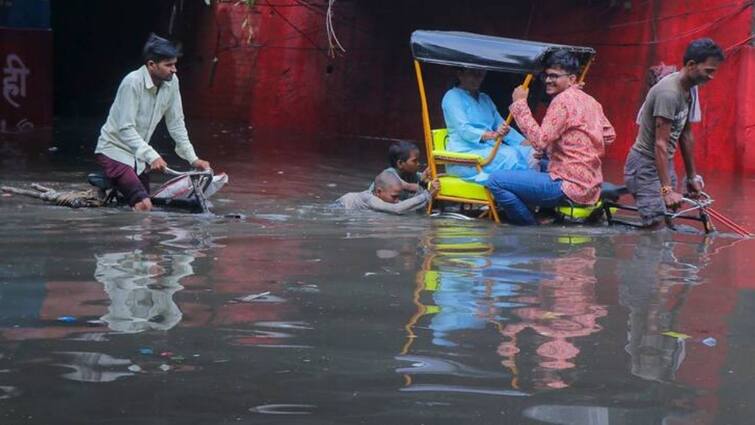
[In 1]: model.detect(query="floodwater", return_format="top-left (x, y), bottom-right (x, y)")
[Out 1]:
top-left (2, 123), bottom-right (755, 424)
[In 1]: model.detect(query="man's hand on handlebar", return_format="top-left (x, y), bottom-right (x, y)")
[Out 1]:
top-left (192, 159), bottom-right (211, 171)
top-left (150, 157), bottom-right (168, 172)
top-left (663, 190), bottom-right (684, 210)
top-left (686, 175), bottom-right (704, 199)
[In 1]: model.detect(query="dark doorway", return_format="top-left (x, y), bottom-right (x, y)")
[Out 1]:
top-left (51, 0), bottom-right (176, 119)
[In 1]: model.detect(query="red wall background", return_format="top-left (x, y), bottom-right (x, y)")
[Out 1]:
top-left (182, 0), bottom-right (754, 174)
top-left (0, 28), bottom-right (53, 133)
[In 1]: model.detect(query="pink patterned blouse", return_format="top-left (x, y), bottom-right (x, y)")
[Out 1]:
top-left (509, 87), bottom-right (615, 205)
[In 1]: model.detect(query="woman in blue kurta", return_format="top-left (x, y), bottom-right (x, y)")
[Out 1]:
top-left (442, 68), bottom-right (535, 183)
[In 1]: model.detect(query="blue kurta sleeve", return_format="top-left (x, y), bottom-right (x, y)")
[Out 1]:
top-left (503, 126), bottom-right (526, 146)
top-left (442, 89), bottom-right (487, 149)
top-left (485, 95), bottom-right (505, 131)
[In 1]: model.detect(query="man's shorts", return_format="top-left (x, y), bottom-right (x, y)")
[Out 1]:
top-left (623, 149), bottom-right (676, 226)
top-left (95, 154), bottom-right (150, 207)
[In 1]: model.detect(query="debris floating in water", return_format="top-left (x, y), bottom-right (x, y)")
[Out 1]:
top-left (224, 213), bottom-right (246, 219)
top-left (661, 331), bottom-right (690, 340)
top-left (249, 404), bottom-right (317, 415)
top-left (376, 249), bottom-right (399, 259)
top-left (701, 337), bottom-right (717, 347)
top-left (238, 291), bottom-right (271, 302)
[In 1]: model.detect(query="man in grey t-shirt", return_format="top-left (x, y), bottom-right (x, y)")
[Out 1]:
top-left (623, 38), bottom-right (724, 227)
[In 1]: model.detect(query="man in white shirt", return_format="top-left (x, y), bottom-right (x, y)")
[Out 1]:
top-left (94, 34), bottom-right (210, 211)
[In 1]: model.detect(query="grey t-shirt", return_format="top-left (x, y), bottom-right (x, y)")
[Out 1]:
top-left (367, 167), bottom-right (423, 199)
top-left (632, 72), bottom-right (694, 159)
top-left (335, 190), bottom-right (430, 214)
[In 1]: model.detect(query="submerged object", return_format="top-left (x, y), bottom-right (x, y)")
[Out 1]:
top-left (2, 169), bottom-right (229, 214)
top-left (89, 167), bottom-right (229, 213)
top-left (1, 184), bottom-right (106, 208)
top-left (150, 168), bottom-right (229, 213)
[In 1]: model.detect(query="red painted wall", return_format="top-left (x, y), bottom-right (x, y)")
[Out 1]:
top-left (0, 27), bottom-right (53, 133)
top-left (182, 0), bottom-right (754, 173)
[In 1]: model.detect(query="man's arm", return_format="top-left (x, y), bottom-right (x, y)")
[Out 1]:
top-left (164, 78), bottom-right (207, 169)
top-left (678, 125), bottom-right (702, 195)
top-left (367, 191), bottom-right (430, 215)
top-left (601, 109), bottom-right (616, 146)
top-left (653, 117), bottom-right (682, 208)
top-left (595, 108), bottom-right (616, 158)
top-left (509, 95), bottom-right (569, 151)
top-left (488, 95), bottom-right (505, 131)
top-left (113, 80), bottom-right (161, 166)
top-left (402, 181), bottom-right (421, 193)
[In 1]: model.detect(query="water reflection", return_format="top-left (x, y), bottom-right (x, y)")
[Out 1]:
top-left (96, 225), bottom-right (219, 333)
top-left (54, 351), bottom-right (133, 383)
top-left (400, 223), bottom-right (607, 393)
top-left (3, 136), bottom-right (755, 423)
top-left (95, 251), bottom-right (188, 332)
top-left (499, 242), bottom-right (606, 390)
top-left (618, 232), bottom-right (706, 383)
top-left (522, 232), bottom-right (744, 425)
top-left (399, 223), bottom-right (748, 423)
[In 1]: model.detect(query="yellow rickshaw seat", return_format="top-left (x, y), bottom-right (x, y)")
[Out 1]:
top-left (556, 201), bottom-right (618, 220)
top-left (437, 175), bottom-right (490, 201)
top-left (427, 128), bottom-right (499, 221)
top-left (431, 128), bottom-right (450, 150)
top-left (433, 150), bottom-right (483, 163)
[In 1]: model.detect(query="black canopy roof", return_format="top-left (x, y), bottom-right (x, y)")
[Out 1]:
top-left (410, 30), bottom-right (596, 74)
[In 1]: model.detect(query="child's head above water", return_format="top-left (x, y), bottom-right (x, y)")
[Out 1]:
top-left (388, 141), bottom-right (420, 174)
top-left (373, 170), bottom-right (403, 203)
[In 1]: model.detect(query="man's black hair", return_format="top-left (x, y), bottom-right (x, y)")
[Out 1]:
top-left (388, 141), bottom-right (420, 168)
top-left (683, 38), bottom-right (724, 65)
top-left (142, 33), bottom-right (181, 64)
top-left (544, 50), bottom-right (581, 75)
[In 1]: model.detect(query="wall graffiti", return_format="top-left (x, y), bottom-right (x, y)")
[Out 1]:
top-left (0, 27), bottom-right (52, 134)
top-left (2, 53), bottom-right (30, 109)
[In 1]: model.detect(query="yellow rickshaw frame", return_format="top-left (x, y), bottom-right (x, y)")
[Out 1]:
top-left (410, 31), bottom-right (596, 222)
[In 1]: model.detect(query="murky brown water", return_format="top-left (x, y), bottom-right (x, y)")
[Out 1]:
top-left (2, 123), bottom-right (755, 424)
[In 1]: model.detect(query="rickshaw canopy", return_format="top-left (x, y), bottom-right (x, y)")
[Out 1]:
top-left (410, 30), bottom-right (596, 74)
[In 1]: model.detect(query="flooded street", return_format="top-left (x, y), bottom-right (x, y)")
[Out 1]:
top-left (2, 124), bottom-right (755, 424)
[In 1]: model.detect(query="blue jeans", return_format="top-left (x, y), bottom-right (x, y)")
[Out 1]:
top-left (485, 170), bottom-right (565, 225)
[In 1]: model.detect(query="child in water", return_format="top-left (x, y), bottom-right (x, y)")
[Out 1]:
top-left (338, 169), bottom-right (439, 214)
top-left (368, 141), bottom-right (430, 199)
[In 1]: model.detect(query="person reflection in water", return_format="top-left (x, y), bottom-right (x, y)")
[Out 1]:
top-left (404, 228), bottom-right (606, 392)
top-left (497, 245), bottom-right (606, 390)
top-left (618, 233), bottom-right (709, 382)
top-left (95, 250), bottom-right (194, 333)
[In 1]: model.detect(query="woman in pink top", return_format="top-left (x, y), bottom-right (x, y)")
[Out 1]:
top-left (485, 50), bottom-right (615, 225)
